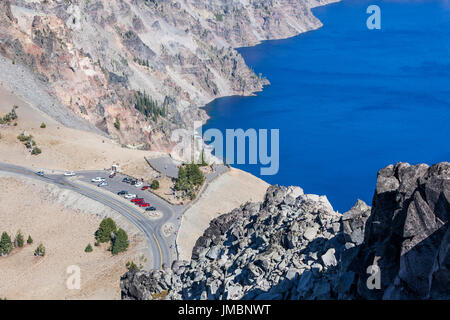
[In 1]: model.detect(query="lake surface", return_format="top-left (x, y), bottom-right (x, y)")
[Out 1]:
top-left (202, 0), bottom-right (450, 212)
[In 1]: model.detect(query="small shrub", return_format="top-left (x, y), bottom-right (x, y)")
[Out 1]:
top-left (85, 243), bottom-right (93, 253)
top-left (31, 147), bottom-right (42, 155)
top-left (34, 243), bottom-right (46, 257)
top-left (40, 122), bottom-right (46, 128)
top-left (27, 235), bottom-right (33, 244)
top-left (151, 180), bottom-right (160, 190)
top-left (152, 290), bottom-right (169, 300)
top-left (126, 261), bottom-right (141, 271)
top-left (114, 118), bottom-right (120, 131)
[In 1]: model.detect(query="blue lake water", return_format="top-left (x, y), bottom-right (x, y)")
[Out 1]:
top-left (202, 0), bottom-right (450, 212)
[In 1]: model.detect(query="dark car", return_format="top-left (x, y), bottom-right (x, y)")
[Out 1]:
top-left (122, 177), bottom-right (131, 183)
top-left (35, 171), bottom-right (44, 177)
top-left (109, 172), bottom-right (116, 178)
top-left (146, 207), bottom-right (156, 211)
top-left (131, 179), bottom-right (138, 185)
top-left (117, 190), bottom-right (128, 195)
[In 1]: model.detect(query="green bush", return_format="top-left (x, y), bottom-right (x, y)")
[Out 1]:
top-left (31, 147), bottom-right (42, 155)
top-left (34, 243), bottom-right (46, 257)
top-left (126, 261), bottom-right (141, 271)
top-left (95, 218), bottom-right (117, 243)
top-left (15, 231), bottom-right (24, 248)
top-left (151, 180), bottom-right (160, 190)
top-left (17, 133), bottom-right (31, 142)
top-left (40, 123), bottom-right (46, 128)
top-left (85, 243), bottom-right (93, 253)
top-left (27, 235), bottom-right (33, 244)
top-left (114, 118), bottom-right (120, 131)
top-left (111, 228), bottom-right (129, 255)
top-left (0, 232), bottom-right (13, 255)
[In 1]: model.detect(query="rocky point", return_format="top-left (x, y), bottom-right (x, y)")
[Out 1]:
top-left (121, 162), bottom-right (449, 300)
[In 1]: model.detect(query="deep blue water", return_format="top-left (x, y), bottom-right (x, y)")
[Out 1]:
top-left (202, 0), bottom-right (450, 212)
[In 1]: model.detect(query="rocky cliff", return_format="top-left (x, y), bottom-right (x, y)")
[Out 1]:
top-left (0, 0), bottom-right (338, 150)
top-left (120, 162), bottom-right (449, 300)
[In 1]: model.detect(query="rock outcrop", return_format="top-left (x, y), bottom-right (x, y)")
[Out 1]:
top-left (121, 163), bottom-right (450, 300)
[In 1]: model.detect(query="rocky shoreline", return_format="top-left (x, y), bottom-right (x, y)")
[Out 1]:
top-left (121, 162), bottom-right (450, 300)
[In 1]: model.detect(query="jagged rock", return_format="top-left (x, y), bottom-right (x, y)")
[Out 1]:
top-left (121, 162), bottom-right (450, 300)
top-left (205, 246), bottom-right (221, 260)
top-left (321, 248), bottom-right (338, 267)
top-left (353, 162), bottom-right (450, 300)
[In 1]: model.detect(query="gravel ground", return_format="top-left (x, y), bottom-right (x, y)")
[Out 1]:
top-left (0, 55), bottom-right (105, 135)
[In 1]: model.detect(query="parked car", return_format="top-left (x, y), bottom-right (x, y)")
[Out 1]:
top-left (109, 172), bottom-right (116, 178)
top-left (122, 177), bottom-right (131, 183)
top-left (146, 207), bottom-right (156, 211)
top-left (98, 182), bottom-right (108, 187)
top-left (91, 177), bottom-right (104, 183)
top-left (139, 203), bottom-right (150, 207)
top-left (64, 171), bottom-right (76, 176)
top-left (131, 179), bottom-right (138, 185)
top-left (135, 182), bottom-right (143, 188)
top-left (124, 194), bottom-right (137, 199)
top-left (141, 186), bottom-right (150, 191)
top-left (117, 190), bottom-right (128, 195)
top-left (131, 198), bottom-right (144, 202)
top-left (36, 171), bottom-right (44, 177)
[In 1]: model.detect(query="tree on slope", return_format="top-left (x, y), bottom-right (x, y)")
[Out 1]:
top-left (96, 218), bottom-right (117, 243)
top-left (0, 232), bottom-right (13, 255)
top-left (111, 228), bottom-right (129, 255)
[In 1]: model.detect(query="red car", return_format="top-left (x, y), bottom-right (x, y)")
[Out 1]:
top-left (109, 172), bottom-right (116, 178)
top-left (131, 198), bottom-right (144, 202)
top-left (141, 186), bottom-right (150, 191)
top-left (139, 203), bottom-right (150, 207)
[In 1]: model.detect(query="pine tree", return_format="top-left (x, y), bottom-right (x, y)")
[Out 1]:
top-left (15, 230), bottom-right (24, 248)
top-left (34, 243), bottom-right (46, 257)
top-left (0, 232), bottom-right (13, 255)
top-left (111, 229), bottom-right (129, 255)
top-left (96, 218), bottom-right (117, 243)
top-left (27, 235), bottom-right (33, 244)
top-left (85, 243), bottom-right (93, 253)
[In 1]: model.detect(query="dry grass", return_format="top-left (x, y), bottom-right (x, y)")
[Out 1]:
top-left (0, 177), bottom-right (144, 300)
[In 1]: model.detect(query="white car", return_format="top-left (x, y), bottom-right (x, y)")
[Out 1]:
top-left (98, 182), bottom-right (108, 187)
top-left (124, 194), bottom-right (137, 199)
top-left (135, 181), bottom-right (143, 188)
top-left (91, 177), bottom-right (105, 183)
top-left (64, 171), bottom-right (76, 176)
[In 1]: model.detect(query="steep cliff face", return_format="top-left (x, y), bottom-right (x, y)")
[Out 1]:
top-left (120, 162), bottom-right (449, 300)
top-left (0, 0), bottom-right (337, 149)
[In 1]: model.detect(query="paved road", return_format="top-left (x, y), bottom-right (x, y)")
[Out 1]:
top-left (0, 160), bottom-right (229, 270)
top-left (0, 162), bottom-right (175, 270)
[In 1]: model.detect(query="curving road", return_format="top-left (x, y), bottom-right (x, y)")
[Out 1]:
top-left (0, 162), bottom-right (182, 270)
